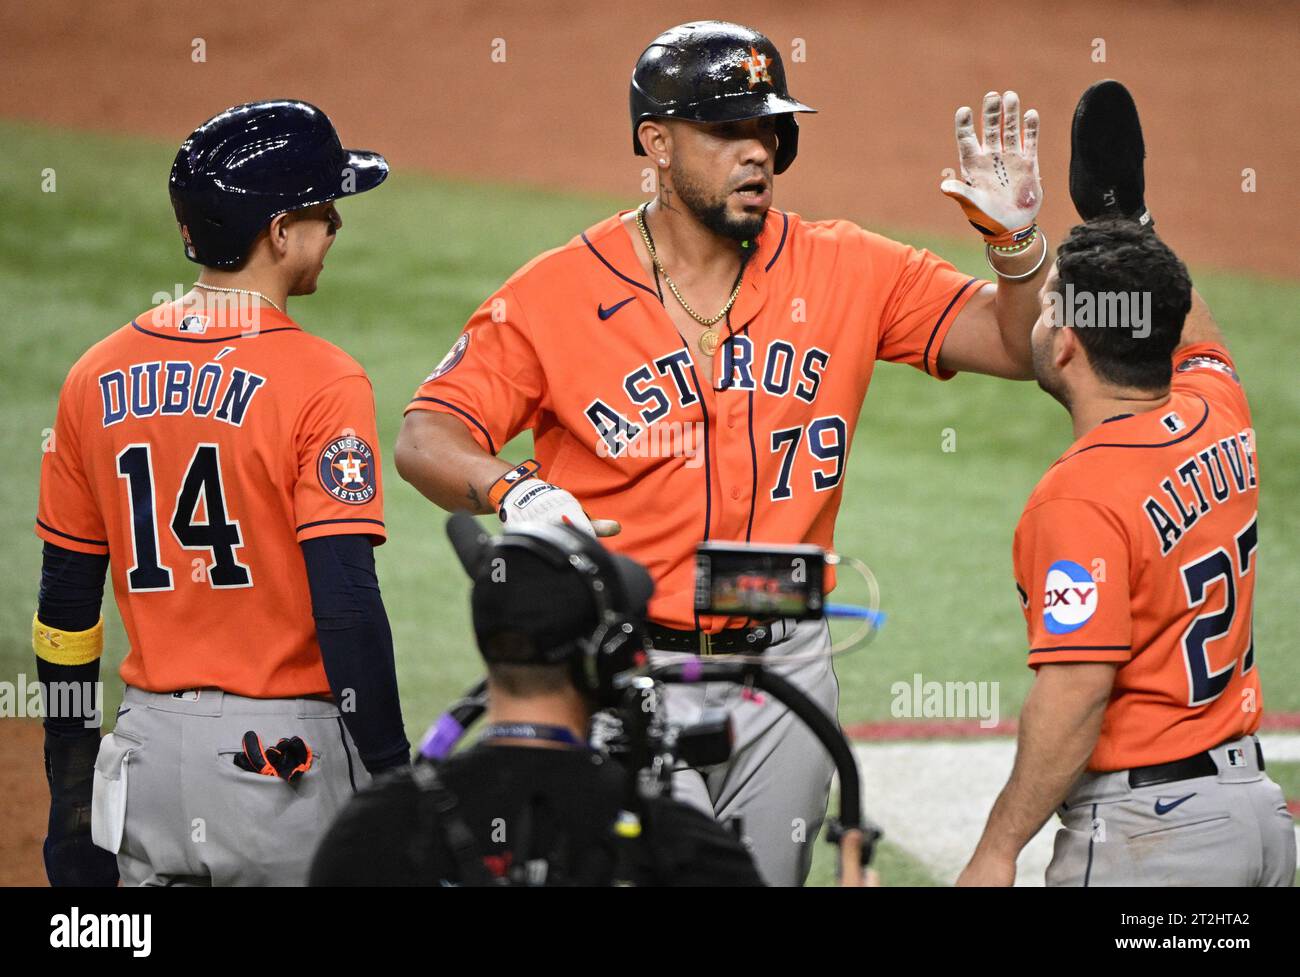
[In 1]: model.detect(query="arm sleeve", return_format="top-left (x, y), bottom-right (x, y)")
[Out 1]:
top-left (36, 542), bottom-right (109, 734)
top-left (293, 374), bottom-right (387, 544)
top-left (35, 369), bottom-right (109, 556)
top-left (301, 535), bottom-right (410, 774)
top-left (1014, 499), bottom-right (1133, 667)
top-left (403, 282), bottom-right (546, 454)
top-left (876, 242), bottom-right (988, 380)
top-left (37, 542), bottom-right (108, 632)
top-left (34, 545), bottom-right (116, 885)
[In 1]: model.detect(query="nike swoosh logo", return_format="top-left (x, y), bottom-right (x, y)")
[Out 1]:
top-left (1154, 793), bottom-right (1196, 815)
top-left (597, 297), bottom-right (635, 320)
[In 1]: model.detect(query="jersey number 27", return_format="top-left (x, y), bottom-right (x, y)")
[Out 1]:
top-left (1180, 514), bottom-right (1256, 707)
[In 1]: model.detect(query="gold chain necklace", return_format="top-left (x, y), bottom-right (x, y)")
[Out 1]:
top-left (192, 282), bottom-right (284, 314)
top-left (635, 202), bottom-right (743, 356)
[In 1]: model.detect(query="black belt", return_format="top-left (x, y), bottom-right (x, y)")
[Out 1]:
top-left (647, 622), bottom-right (774, 655)
top-left (1127, 739), bottom-right (1264, 789)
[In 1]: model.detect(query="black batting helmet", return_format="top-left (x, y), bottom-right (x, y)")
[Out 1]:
top-left (168, 100), bottom-right (389, 268)
top-left (630, 21), bottom-right (815, 174)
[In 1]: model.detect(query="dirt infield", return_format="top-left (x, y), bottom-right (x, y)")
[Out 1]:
top-left (1, 0), bottom-right (1296, 887)
top-left (0, 721), bottom-right (48, 885)
top-left (1, 0), bottom-right (1297, 278)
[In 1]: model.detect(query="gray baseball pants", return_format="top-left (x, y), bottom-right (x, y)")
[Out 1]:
top-left (91, 685), bottom-right (370, 886)
top-left (654, 618), bottom-right (840, 887)
top-left (1046, 734), bottom-right (1295, 887)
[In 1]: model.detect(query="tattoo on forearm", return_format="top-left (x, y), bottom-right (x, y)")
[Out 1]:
top-left (466, 482), bottom-right (485, 512)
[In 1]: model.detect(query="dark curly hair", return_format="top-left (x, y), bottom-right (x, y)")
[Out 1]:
top-left (1054, 219), bottom-right (1192, 390)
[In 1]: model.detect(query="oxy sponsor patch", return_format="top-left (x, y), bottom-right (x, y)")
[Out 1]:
top-left (1042, 559), bottom-right (1098, 634)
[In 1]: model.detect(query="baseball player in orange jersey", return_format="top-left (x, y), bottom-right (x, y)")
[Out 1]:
top-left (959, 218), bottom-right (1295, 886)
top-left (397, 22), bottom-right (1052, 885)
top-left (32, 101), bottom-right (409, 886)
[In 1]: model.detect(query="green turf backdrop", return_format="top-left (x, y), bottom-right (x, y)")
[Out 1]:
top-left (2, 123), bottom-right (1296, 887)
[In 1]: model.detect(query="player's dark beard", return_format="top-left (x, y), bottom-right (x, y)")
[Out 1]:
top-left (672, 168), bottom-right (766, 243)
top-left (1032, 330), bottom-right (1072, 410)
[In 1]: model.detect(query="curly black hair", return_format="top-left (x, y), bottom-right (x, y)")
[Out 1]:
top-left (1054, 219), bottom-right (1192, 390)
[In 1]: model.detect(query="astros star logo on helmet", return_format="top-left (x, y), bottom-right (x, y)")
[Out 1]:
top-left (742, 46), bottom-right (772, 87)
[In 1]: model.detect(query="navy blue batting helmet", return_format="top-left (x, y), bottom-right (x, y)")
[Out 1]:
top-left (168, 100), bottom-right (389, 268)
top-left (630, 21), bottom-right (815, 175)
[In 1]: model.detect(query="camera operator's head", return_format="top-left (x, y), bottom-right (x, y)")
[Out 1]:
top-left (447, 513), bottom-right (654, 728)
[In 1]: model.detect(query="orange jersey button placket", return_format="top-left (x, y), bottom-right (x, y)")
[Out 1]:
top-left (707, 335), bottom-right (760, 632)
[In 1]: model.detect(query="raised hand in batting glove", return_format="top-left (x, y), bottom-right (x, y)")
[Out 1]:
top-left (941, 91), bottom-right (1042, 249)
top-left (492, 460), bottom-right (620, 537)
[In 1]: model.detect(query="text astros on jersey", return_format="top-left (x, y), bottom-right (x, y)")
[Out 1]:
top-left (406, 208), bottom-right (989, 630)
top-left (1014, 342), bottom-right (1261, 771)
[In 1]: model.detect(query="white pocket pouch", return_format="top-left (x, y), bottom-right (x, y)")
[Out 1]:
top-left (90, 731), bottom-right (135, 853)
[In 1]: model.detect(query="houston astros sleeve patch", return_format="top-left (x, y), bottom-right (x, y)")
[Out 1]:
top-left (317, 435), bottom-right (377, 505)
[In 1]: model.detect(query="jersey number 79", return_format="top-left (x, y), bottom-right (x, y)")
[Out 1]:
top-left (770, 416), bottom-right (847, 501)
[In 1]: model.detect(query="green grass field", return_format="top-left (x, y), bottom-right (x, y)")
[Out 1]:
top-left (1, 120), bottom-right (1296, 886)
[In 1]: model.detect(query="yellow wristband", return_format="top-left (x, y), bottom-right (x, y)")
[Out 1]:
top-left (33, 613), bottom-right (104, 666)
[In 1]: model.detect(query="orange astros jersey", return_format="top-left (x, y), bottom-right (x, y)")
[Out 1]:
top-left (1014, 342), bottom-right (1260, 770)
top-left (36, 302), bottom-right (386, 698)
top-left (408, 209), bottom-right (987, 630)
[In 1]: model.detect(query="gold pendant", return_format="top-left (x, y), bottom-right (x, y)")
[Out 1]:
top-left (698, 329), bottom-right (720, 356)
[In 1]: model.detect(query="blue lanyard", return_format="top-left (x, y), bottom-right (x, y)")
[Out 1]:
top-left (480, 722), bottom-right (586, 748)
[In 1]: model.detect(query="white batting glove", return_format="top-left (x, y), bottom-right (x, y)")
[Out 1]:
top-left (498, 479), bottom-right (621, 537)
top-left (940, 91), bottom-right (1042, 248)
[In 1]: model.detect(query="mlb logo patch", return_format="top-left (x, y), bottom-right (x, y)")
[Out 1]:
top-left (179, 314), bottom-right (210, 334)
top-left (1161, 412), bottom-right (1185, 434)
top-left (1226, 747), bottom-right (1246, 767)
top-left (1042, 560), bottom-right (1098, 635)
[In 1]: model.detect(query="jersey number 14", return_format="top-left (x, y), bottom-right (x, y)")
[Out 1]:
top-left (116, 443), bottom-right (252, 592)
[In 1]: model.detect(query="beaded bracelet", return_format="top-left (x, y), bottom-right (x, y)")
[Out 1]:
top-left (989, 225), bottom-right (1039, 254)
top-left (985, 231), bottom-right (1049, 281)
